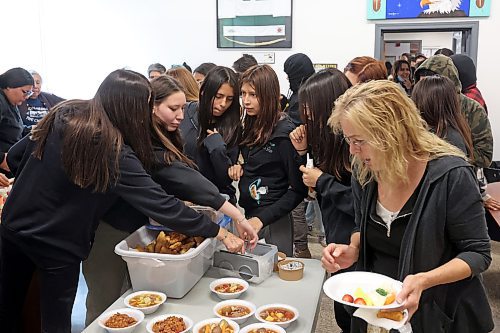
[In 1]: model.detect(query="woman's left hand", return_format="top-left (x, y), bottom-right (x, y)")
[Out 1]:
top-left (207, 128), bottom-right (219, 136)
top-left (389, 274), bottom-right (426, 321)
top-left (484, 197), bottom-right (500, 211)
top-left (299, 165), bottom-right (323, 188)
top-left (234, 218), bottom-right (258, 250)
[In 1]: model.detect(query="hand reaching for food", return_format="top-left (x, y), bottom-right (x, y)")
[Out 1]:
top-left (218, 228), bottom-right (245, 253)
top-left (234, 218), bottom-right (258, 250)
top-left (321, 243), bottom-right (359, 273)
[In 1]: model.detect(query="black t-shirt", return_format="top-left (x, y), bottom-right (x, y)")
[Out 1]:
top-left (365, 178), bottom-right (424, 280)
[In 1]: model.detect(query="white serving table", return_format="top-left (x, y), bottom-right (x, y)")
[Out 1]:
top-left (82, 258), bottom-right (326, 332)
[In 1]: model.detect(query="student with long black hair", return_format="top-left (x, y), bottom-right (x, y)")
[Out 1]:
top-left (83, 75), bottom-right (257, 324)
top-left (180, 66), bottom-right (241, 203)
top-left (0, 70), bottom-right (246, 332)
top-left (229, 65), bottom-right (307, 256)
top-left (289, 68), bottom-right (354, 332)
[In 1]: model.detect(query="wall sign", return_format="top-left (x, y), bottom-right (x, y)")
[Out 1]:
top-left (217, 0), bottom-right (292, 48)
top-left (367, 0), bottom-right (490, 19)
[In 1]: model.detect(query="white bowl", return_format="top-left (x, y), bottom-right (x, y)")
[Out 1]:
top-left (209, 277), bottom-right (249, 300)
top-left (192, 317), bottom-right (240, 333)
top-left (213, 299), bottom-right (256, 324)
top-left (239, 322), bottom-right (286, 333)
top-left (146, 313), bottom-right (193, 333)
top-left (124, 291), bottom-right (167, 314)
top-left (97, 308), bottom-right (144, 333)
top-left (254, 303), bottom-right (299, 328)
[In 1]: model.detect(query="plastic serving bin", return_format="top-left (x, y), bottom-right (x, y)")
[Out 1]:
top-left (115, 206), bottom-right (227, 298)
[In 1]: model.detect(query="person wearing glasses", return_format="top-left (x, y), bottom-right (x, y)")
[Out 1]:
top-left (323, 80), bottom-right (493, 333)
top-left (18, 70), bottom-right (64, 136)
top-left (0, 67), bottom-right (34, 180)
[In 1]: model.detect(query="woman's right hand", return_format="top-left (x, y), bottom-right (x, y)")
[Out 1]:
top-left (289, 125), bottom-right (308, 153)
top-left (321, 243), bottom-right (359, 273)
top-left (0, 174), bottom-right (9, 187)
top-left (228, 164), bottom-right (243, 181)
top-left (218, 228), bottom-right (245, 253)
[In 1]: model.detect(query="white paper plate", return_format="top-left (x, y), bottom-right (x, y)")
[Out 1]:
top-left (323, 271), bottom-right (403, 310)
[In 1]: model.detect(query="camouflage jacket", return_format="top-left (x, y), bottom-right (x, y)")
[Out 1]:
top-left (415, 55), bottom-right (493, 167)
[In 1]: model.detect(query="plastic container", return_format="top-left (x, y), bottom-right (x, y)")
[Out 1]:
top-left (115, 227), bottom-right (217, 298)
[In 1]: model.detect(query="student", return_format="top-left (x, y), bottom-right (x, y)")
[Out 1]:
top-left (324, 80), bottom-right (493, 333)
top-left (343, 56), bottom-right (386, 85)
top-left (229, 65), bottom-right (307, 256)
top-left (0, 69), bottom-right (246, 332)
top-left (18, 70), bottom-right (64, 135)
top-left (414, 54), bottom-right (492, 168)
top-left (83, 75), bottom-right (257, 324)
top-left (412, 75), bottom-right (473, 156)
top-left (147, 62), bottom-right (166, 80)
top-left (166, 66), bottom-right (199, 102)
top-left (0, 67), bottom-right (34, 178)
top-left (180, 66), bottom-right (241, 204)
top-left (392, 59), bottom-right (413, 95)
top-left (289, 68), bottom-right (354, 332)
top-left (193, 62), bottom-right (217, 87)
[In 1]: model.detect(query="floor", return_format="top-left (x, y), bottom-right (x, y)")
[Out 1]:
top-left (70, 239), bottom-right (500, 333)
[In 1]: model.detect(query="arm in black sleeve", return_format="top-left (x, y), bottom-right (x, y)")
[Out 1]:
top-left (152, 161), bottom-right (225, 210)
top-left (112, 147), bottom-right (220, 238)
top-left (446, 166), bottom-right (491, 276)
top-left (255, 139), bottom-right (307, 226)
top-left (203, 133), bottom-right (238, 188)
top-left (6, 135), bottom-right (32, 175)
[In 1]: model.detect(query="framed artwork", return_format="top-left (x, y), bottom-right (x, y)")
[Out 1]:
top-left (217, 0), bottom-right (292, 48)
top-left (367, 0), bottom-right (491, 20)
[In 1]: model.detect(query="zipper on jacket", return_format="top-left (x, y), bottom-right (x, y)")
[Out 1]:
top-left (372, 212), bottom-right (412, 237)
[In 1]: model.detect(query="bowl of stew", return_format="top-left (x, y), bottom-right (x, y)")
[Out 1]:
top-left (97, 308), bottom-right (144, 333)
top-left (145, 313), bottom-right (193, 333)
top-left (192, 318), bottom-right (240, 333)
top-left (213, 299), bottom-right (256, 324)
top-left (254, 303), bottom-right (299, 328)
top-left (209, 277), bottom-right (249, 300)
top-left (124, 291), bottom-right (166, 314)
top-left (239, 322), bottom-right (286, 333)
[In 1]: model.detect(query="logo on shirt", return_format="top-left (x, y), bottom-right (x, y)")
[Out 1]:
top-left (249, 179), bottom-right (268, 204)
top-left (262, 142), bottom-right (275, 154)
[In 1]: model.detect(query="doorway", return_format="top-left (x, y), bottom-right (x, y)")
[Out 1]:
top-left (374, 21), bottom-right (479, 63)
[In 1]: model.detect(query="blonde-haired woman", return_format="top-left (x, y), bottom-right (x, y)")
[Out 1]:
top-left (322, 80), bottom-right (493, 333)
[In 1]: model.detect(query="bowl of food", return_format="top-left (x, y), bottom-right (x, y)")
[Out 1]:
top-left (146, 313), bottom-right (193, 333)
top-left (124, 291), bottom-right (166, 314)
top-left (97, 308), bottom-right (144, 333)
top-left (192, 318), bottom-right (240, 333)
top-left (239, 322), bottom-right (286, 333)
top-left (213, 299), bottom-right (256, 324)
top-left (209, 277), bottom-right (249, 300)
top-left (254, 303), bottom-right (299, 328)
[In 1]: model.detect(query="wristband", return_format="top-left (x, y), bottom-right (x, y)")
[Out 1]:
top-left (219, 228), bottom-right (229, 241)
top-left (235, 217), bottom-right (246, 225)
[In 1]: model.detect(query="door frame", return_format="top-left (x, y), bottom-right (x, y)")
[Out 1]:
top-left (374, 21), bottom-right (479, 64)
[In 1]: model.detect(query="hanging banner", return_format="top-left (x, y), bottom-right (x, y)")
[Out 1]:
top-left (367, 0), bottom-right (491, 19)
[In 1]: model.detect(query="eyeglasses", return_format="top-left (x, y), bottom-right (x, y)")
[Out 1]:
top-left (343, 135), bottom-right (367, 147)
top-left (21, 89), bottom-right (33, 98)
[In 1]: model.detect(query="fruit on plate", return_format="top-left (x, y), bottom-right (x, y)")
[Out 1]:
top-left (341, 294), bottom-right (354, 303)
top-left (353, 298), bottom-right (367, 305)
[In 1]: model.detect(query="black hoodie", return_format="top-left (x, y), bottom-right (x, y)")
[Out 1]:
top-left (283, 53), bottom-right (315, 126)
top-left (238, 116), bottom-right (307, 226)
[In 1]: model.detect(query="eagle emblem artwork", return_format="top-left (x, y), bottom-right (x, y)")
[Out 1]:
top-left (366, 0), bottom-right (490, 19)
